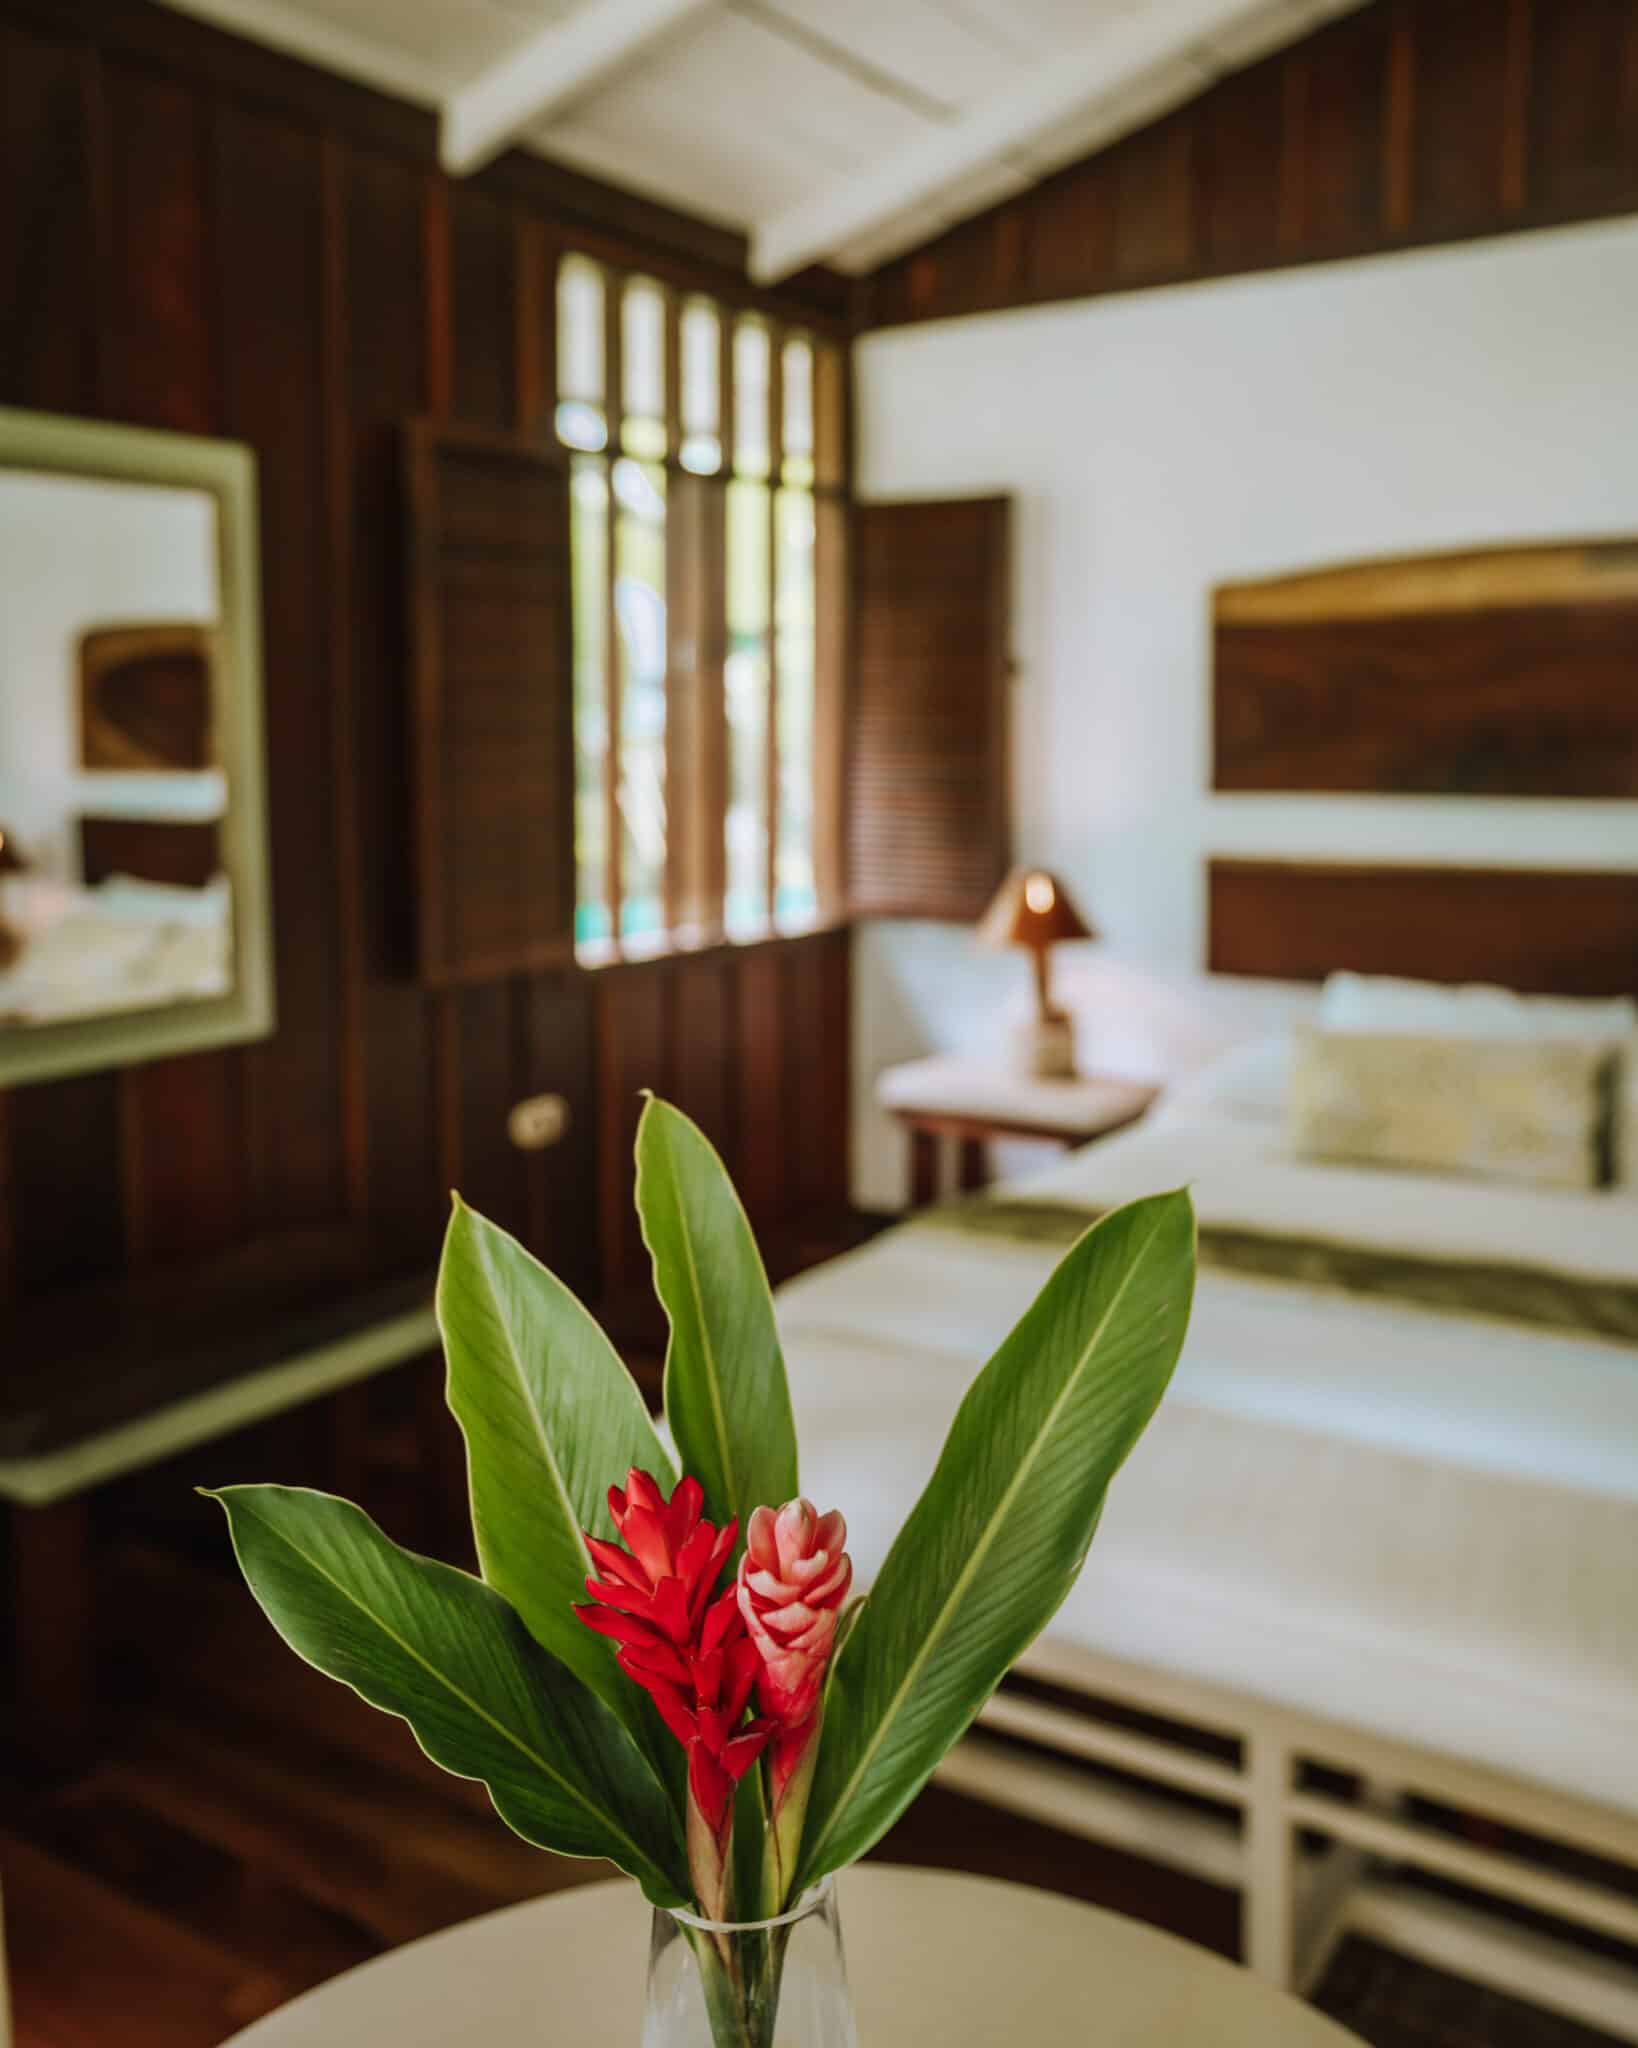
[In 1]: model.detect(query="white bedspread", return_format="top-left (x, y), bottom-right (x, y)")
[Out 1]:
top-left (777, 1112), bottom-right (1638, 1815)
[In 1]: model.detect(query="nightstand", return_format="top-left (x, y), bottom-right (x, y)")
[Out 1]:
top-left (877, 1055), bottom-right (1160, 1207)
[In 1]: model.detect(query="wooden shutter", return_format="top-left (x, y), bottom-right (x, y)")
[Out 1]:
top-left (404, 421), bottom-right (575, 986)
top-left (849, 496), bottom-right (1011, 920)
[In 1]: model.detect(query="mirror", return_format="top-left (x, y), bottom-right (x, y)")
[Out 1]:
top-left (0, 407), bottom-right (273, 1087)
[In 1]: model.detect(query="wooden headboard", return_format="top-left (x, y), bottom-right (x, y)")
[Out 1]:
top-left (1209, 862), bottom-right (1638, 998)
top-left (1208, 539), bottom-right (1638, 998)
top-left (1213, 540), bottom-right (1638, 798)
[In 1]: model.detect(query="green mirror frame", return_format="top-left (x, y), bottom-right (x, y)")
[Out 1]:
top-left (0, 405), bottom-right (275, 1088)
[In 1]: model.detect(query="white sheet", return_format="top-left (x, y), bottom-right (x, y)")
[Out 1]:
top-left (776, 1109), bottom-right (1638, 1814)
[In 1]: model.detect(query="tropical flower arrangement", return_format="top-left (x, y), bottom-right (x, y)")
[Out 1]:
top-left (207, 1096), bottom-right (1195, 2046)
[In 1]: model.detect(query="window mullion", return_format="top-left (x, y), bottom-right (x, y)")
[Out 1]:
top-left (603, 266), bottom-right (625, 956)
top-left (765, 328), bottom-right (783, 935)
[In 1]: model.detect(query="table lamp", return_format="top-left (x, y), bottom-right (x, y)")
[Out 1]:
top-left (977, 866), bottom-right (1094, 1079)
top-left (0, 825), bottom-right (28, 972)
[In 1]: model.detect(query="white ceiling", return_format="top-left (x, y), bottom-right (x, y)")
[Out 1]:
top-left (162, 0), bottom-right (1368, 279)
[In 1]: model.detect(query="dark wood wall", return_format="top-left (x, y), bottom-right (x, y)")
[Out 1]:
top-left (0, 0), bottom-right (851, 1429)
top-left (863, 0), bottom-right (1638, 329)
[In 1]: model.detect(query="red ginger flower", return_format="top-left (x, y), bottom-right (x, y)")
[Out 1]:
top-left (575, 1469), bottom-right (773, 1913)
top-left (737, 1499), bottom-right (852, 1814)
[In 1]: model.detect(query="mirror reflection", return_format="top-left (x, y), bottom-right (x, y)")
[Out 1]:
top-left (0, 469), bottom-right (236, 1031)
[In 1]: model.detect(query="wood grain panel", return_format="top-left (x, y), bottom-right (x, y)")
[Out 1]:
top-left (1530, 0), bottom-right (1638, 213)
top-left (734, 946), bottom-right (785, 1229)
top-left (850, 497), bottom-right (1011, 921)
top-left (450, 183), bottom-right (516, 433)
top-left (404, 423), bottom-right (576, 985)
top-left (671, 956), bottom-right (735, 1176)
top-left (865, 0), bottom-right (1638, 332)
top-left (214, 101), bottom-right (346, 1230)
top-left (342, 143), bottom-right (438, 1262)
top-left (1411, 0), bottom-right (1516, 233)
top-left (1209, 860), bottom-right (1638, 995)
top-left (454, 980), bottom-right (518, 1231)
top-left (516, 971), bottom-right (595, 1293)
top-left (1213, 542), bottom-right (1638, 796)
top-left (0, 21), bottom-right (99, 412)
top-left (1027, 153), bottom-right (1117, 306)
top-left (596, 964), bottom-right (672, 1300)
top-left (1111, 115), bottom-right (1197, 284)
top-left (1195, 55), bottom-right (1287, 276)
top-left (0, 0), bottom-right (847, 1478)
top-left (1290, 8), bottom-right (1391, 250)
top-left (103, 58), bottom-right (215, 432)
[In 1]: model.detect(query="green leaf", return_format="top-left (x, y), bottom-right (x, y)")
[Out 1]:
top-left (204, 1485), bottom-right (689, 1905)
top-left (437, 1196), bottom-right (676, 1727)
top-left (793, 1189), bottom-right (1196, 1890)
top-left (635, 1096), bottom-right (799, 1535)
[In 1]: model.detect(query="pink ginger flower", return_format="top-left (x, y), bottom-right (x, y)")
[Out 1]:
top-left (736, 1499), bottom-right (852, 1818)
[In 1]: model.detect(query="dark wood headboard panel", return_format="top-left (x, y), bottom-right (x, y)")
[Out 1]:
top-left (1213, 541), bottom-right (1638, 797)
top-left (1209, 861), bottom-right (1638, 998)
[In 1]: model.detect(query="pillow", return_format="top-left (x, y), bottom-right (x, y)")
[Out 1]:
top-left (1616, 1038), bottom-right (1638, 1193)
top-left (1319, 973), bottom-right (1637, 1043)
top-left (1167, 1034), bottom-right (1293, 1123)
top-left (1286, 1025), bottom-right (1615, 1191)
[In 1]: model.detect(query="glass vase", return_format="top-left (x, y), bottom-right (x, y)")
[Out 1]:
top-left (641, 1877), bottom-right (859, 2048)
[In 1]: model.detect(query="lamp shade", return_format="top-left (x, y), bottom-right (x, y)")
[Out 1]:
top-left (0, 826), bottom-right (28, 876)
top-left (976, 867), bottom-right (1094, 950)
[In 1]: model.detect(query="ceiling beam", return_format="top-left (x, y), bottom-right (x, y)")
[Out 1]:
top-left (441, 0), bottom-right (717, 178)
top-left (749, 0), bottom-right (1298, 282)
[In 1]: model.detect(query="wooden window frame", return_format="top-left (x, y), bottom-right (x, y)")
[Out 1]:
top-left (559, 256), bottom-right (850, 965)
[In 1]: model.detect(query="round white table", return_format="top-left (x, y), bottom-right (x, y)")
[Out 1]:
top-left (224, 1864), bottom-right (1361, 2045)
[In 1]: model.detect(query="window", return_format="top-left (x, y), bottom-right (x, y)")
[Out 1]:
top-left (557, 256), bottom-right (845, 954)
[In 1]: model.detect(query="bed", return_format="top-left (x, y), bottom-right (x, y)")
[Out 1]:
top-left (778, 1064), bottom-right (1638, 2032)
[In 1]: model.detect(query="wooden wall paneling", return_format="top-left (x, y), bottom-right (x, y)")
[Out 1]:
top-left (1024, 154), bottom-right (1115, 306)
top-left (514, 211), bottom-right (554, 444)
top-left (6, 1066), bottom-right (125, 1298)
top-left (344, 145), bottom-right (439, 1264)
top-left (516, 971), bottom-right (596, 1296)
top-left (0, 19), bottom-right (127, 1306)
top-left (103, 51), bottom-right (255, 1268)
top-left (867, 0), bottom-right (1638, 333)
top-left (1382, 2), bottom-right (1417, 236)
top-left (734, 947), bottom-right (786, 1230)
top-left (452, 980), bottom-right (519, 1232)
top-left (1110, 113), bottom-right (1198, 284)
top-left (320, 137), bottom-right (368, 1220)
top-left (671, 955), bottom-right (736, 1178)
top-left (1288, 7), bottom-right (1391, 251)
top-left (1195, 55), bottom-right (1287, 276)
top-left (1529, 0), bottom-right (1638, 213)
top-left (0, 21), bottom-right (100, 413)
top-left (785, 934), bottom-right (850, 1215)
top-left (103, 56), bottom-right (216, 430)
top-left (596, 966), bottom-right (674, 1301)
top-left (215, 99), bottom-right (349, 1231)
top-left (1410, 0), bottom-right (1515, 234)
top-left (1208, 860), bottom-right (1638, 995)
top-left (451, 183), bottom-right (517, 435)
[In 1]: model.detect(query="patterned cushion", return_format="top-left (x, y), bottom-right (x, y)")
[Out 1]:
top-left (1286, 1026), bottom-right (1615, 1191)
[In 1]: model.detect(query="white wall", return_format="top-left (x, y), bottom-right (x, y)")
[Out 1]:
top-left (851, 217), bottom-right (1638, 1211)
top-left (0, 472), bottom-right (218, 882)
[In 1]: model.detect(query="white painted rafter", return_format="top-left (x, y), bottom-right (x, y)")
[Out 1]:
top-left (750, 0), bottom-right (1301, 282)
top-left (441, 0), bottom-right (717, 177)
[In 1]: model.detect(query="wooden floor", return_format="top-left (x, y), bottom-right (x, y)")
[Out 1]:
top-left (1, 1537), bottom-right (1625, 2048)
